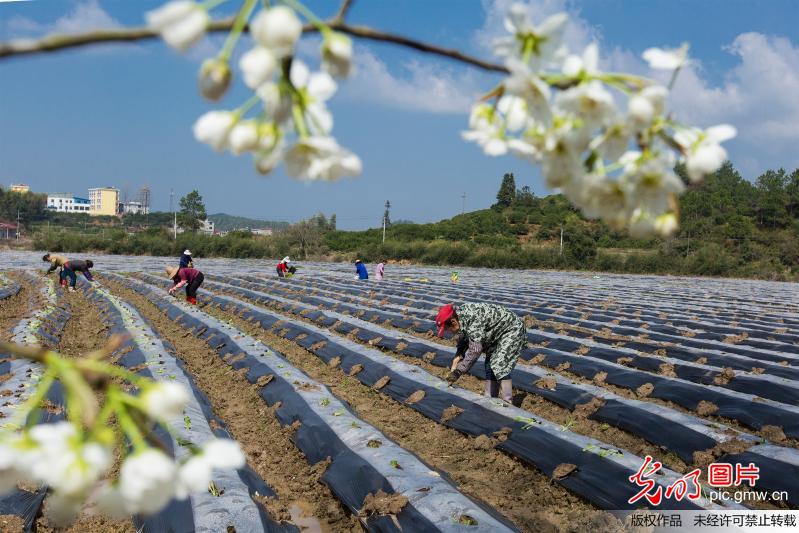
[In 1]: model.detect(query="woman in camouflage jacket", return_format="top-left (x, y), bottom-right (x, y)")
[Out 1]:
top-left (435, 302), bottom-right (526, 403)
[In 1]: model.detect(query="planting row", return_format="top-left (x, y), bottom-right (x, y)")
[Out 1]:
top-left (222, 275), bottom-right (799, 427)
top-left (0, 277), bottom-right (70, 531)
top-left (103, 273), bottom-right (517, 532)
top-left (128, 272), bottom-right (737, 512)
top-left (189, 274), bottom-right (799, 507)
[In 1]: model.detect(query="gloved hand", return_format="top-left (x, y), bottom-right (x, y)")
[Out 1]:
top-left (445, 369), bottom-right (462, 385)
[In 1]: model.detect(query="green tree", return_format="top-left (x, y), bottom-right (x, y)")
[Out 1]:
top-left (785, 169), bottom-right (799, 218)
top-left (329, 213), bottom-right (337, 231)
top-left (516, 185), bottom-right (535, 206)
top-left (755, 168), bottom-right (788, 228)
top-left (178, 190), bottom-right (207, 232)
top-left (494, 173), bottom-right (516, 209)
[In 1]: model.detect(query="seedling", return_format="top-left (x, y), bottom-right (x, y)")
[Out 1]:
top-left (168, 374), bottom-right (176, 380)
top-left (560, 417), bottom-right (576, 432)
top-left (514, 415), bottom-right (541, 430)
top-left (599, 423), bottom-right (610, 431)
top-left (350, 421), bottom-right (360, 429)
top-left (184, 414), bottom-right (192, 430)
top-left (319, 397), bottom-right (331, 407)
top-left (332, 409), bottom-right (345, 416)
top-left (390, 459), bottom-right (402, 469)
top-left (208, 481), bottom-right (222, 497)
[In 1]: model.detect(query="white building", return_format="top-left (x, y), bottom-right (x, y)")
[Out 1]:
top-left (123, 201), bottom-right (149, 215)
top-left (200, 219), bottom-right (215, 235)
top-left (251, 227), bottom-right (273, 236)
top-left (46, 193), bottom-right (91, 213)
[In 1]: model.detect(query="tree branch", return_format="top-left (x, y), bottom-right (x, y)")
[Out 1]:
top-left (333, 0), bottom-right (355, 24)
top-left (0, 18), bottom-right (507, 74)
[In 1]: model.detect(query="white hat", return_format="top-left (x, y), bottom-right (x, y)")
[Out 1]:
top-left (282, 256), bottom-right (290, 263)
top-left (183, 249), bottom-right (191, 255)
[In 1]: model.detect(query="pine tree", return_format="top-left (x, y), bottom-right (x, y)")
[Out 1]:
top-left (495, 173), bottom-right (516, 208)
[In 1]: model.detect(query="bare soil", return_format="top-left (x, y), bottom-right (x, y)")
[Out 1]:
top-left (104, 278), bottom-right (360, 532)
top-left (203, 302), bottom-right (626, 533)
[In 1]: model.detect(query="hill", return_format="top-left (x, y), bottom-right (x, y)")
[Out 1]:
top-left (208, 213), bottom-right (289, 232)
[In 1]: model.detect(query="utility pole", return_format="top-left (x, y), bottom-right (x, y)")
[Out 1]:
top-left (16, 209), bottom-right (20, 240)
top-left (170, 189), bottom-right (177, 240)
top-left (559, 226), bottom-right (564, 256)
top-left (461, 192), bottom-right (466, 214)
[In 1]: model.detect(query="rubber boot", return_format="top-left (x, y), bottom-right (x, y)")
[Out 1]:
top-left (187, 296), bottom-right (197, 305)
top-left (485, 379), bottom-right (513, 403)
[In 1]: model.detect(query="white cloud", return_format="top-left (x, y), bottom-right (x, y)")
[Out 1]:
top-left (3, 0), bottom-right (120, 38)
top-left (338, 46), bottom-right (484, 114)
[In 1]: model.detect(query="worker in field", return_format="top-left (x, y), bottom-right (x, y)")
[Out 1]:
top-left (180, 249), bottom-right (193, 268)
top-left (355, 259), bottom-right (368, 280)
top-left (277, 256), bottom-right (291, 278)
top-left (43, 254), bottom-right (94, 291)
top-left (375, 260), bottom-right (385, 281)
top-left (436, 303), bottom-right (525, 403)
top-left (166, 265), bottom-right (204, 305)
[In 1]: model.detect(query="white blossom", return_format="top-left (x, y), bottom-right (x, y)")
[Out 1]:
top-left (564, 173), bottom-right (629, 228)
top-left (493, 5), bottom-right (568, 68)
top-left (193, 111), bottom-right (236, 152)
top-left (229, 120), bottom-right (260, 155)
top-left (555, 81), bottom-right (616, 127)
top-left (285, 136), bottom-right (362, 181)
top-left (321, 33), bottom-right (353, 78)
top-left (562, 43), bottom-right (600, 78)
top-left (254, 142), bottom-right (285, 175)
top-left (251, 6), bottom-right (303, 58)
top-left (140, 381), bottom-right (190, 421)
top-left (175, 439), bottom-right (245, 499)
top-left (654, 211), bottom-right (679, 237)
top-left (628, 85), bottom-right (668, 128)
top-left (504, 58), bottom-right (551, 122)
top-left (643, 43), bottom-right (689, 70)
top-left (257, 83), bottom-right (293, 124)
top-left (146, 1), bottom-right (209, 52)
top-left (95, 483), bottom-right (129, 520)
top-left (45, 492), bottom-right (83, 527)
top-left (119, 449), bottom-right (177, 515)
top-left (462, 103), bottom-right (508, 156)
top-left (674, 124), bottom-right (737, 181)
top-left (290, 61), bottom-right (337, 135)
top-left (239, 46), bottom-right (278, 90)
top-left (623, 151), bottom-right (685, 216)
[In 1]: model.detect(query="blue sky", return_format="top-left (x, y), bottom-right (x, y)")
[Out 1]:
top-left (1, 0), bottom-right (797, 229)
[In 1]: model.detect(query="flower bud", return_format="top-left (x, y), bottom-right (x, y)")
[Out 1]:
top-left (141, 382), bottom-right (190, 420)
top-left (251, 6), bottom-right (302, 58)
top-left (198, 58), bottom-right (231, 101)
top-left (321, 33), bottom-right (353, 78)
top-left (654, 212), bottom-right (679, 237)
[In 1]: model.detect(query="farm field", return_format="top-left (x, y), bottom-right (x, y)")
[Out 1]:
top-left (1, 251), bottom-right (798, 532)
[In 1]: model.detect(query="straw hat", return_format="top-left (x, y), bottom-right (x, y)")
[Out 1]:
top-left (165, 266), bottom-right (179, 279)
top-left (183, 249), bottom-right (191, 255)
top-left (282, 256), bottom-right (291, 263)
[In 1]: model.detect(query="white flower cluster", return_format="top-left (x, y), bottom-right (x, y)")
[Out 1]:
top-left (146, 1), bottom-right (361, 181)
top-left (463, 3), bottom-right (736, 237)
top-left (0, 382), bottom-right (244, 526)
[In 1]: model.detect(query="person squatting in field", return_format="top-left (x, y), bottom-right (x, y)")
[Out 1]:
top-left (436, 302), bottom-right (526, 403)
top-left (42, 253), bottom-right (94, 291)
top-left (375, 260), bottom-right (385, 281)
top-left (167, 265), bottom-right (204, 304)
top-left (277, 256), bottom-right (297, 278)
top-left (180, 249), bottom-right (193, 268)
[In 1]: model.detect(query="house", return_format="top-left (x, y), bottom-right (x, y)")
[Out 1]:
top-left (46, 193), bottom-right (91, 213)
top-left (9, 184), bottom-right (30, 194)
top-left (251, 227), bottom-right (273, 236)
top-left (123, 201), bottom-right (148, 215)
top-left (200, 219), bottom-right (215, 235)
top-left (0, 222), bottom-right (19, 239)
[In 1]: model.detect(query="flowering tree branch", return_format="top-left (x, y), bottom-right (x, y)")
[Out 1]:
top-left (0, 19), bottom-right (506, 73)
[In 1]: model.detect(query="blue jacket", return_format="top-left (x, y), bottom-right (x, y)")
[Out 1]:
top-left (179, 254), bottom-right (193, 268)
top-left (355, 262), bottom-right (368, 279)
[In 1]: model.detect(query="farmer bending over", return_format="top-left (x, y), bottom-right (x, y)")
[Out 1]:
top-left (167, 266), bottom-right (204, 305)
top-left (42, 253), bottom-right (94, 291)
top-left (436, 303), bottom-right (526, 403)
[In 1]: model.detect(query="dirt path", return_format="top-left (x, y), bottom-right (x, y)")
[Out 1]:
top-left (201, 300), bottom-right (626, 533)
top-left (104, 278), bottom-right (361, 532)
top-left (0, 273), bottom-right (38, 342)
top-left (35, 287), bottom-right (135, 533)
